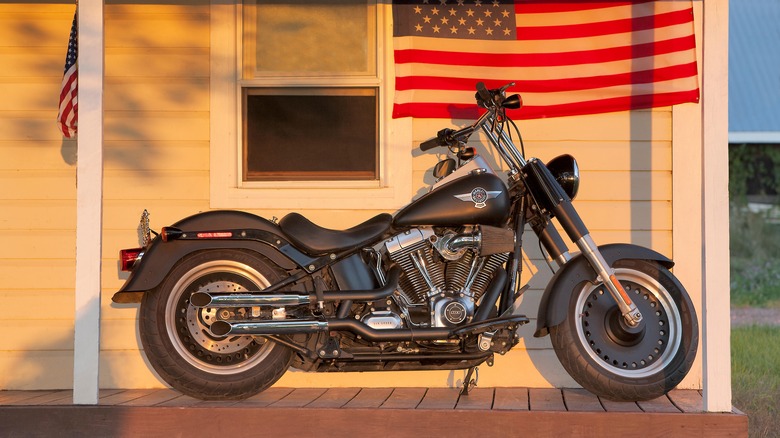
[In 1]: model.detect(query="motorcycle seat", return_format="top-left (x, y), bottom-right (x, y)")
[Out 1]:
top-left (278, 212), bottom-right (393, 256)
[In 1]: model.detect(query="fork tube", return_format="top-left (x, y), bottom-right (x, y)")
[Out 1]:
top-left (553, 201), bottom-right (642, 325)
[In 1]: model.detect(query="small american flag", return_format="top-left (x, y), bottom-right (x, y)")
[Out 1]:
top-left (58, 8), bottom-right (78, 138)
top-left (392, 0), bottom-right (700, 119)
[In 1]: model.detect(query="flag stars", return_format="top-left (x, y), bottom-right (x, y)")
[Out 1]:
top-left (493, 18), bottom-right (502, 26)
top-left (449, 8), bottom-right (458, 16)
top-left (474, 0), bottom-right (482, 6)
top-left (466, 9), bottom-right (475, 17)
top-left (404, 0), bottom-right (515, 41)
top-left (458, 17), bottom-right (467, 25)
top-left (441, 17), bottom-right (450, 25)
top-left (492, 0), bottom-right (501, 6)
top-left (432, 24), bottom-right (441, 33)
top-left (423, 15), bottom-right (432, 23)
top-left (501, 9), bottom-right (510, 18)
top-left (450, 25), bottom-right (459, 34)
top-left (431, 7), bottom-right (440, 15)
top-left (484, 10), bottom-right (492, 17)
top-left (414, 6), bottom-right (422, 14)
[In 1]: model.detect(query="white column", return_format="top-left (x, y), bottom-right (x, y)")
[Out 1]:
top-left (73, 0), bottom-right (104, 405)
top-left (701, 0), bottom-right (732, 412)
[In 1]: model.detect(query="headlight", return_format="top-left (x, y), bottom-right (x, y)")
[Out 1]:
top-left (547, 154), bottom-right (580, 200)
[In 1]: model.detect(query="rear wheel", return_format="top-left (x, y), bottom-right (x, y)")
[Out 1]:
top-left (139, 249), bottom-right (292, 400)
top-left (550, 259), bottom-right (698, 401)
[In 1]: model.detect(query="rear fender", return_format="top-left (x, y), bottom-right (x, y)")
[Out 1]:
top-left (533, 243), bottom-right (674, 337)
top-left (112, 210), bottom-right (305, 303)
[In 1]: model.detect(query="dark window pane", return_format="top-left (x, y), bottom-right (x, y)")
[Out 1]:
top-left (243, 88), bottom-right (378, 181)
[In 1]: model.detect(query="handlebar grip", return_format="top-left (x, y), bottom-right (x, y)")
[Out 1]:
top-left (420, 137), bottom-right (440, 151)
top-left (476, 81), bottom-right (493, 107)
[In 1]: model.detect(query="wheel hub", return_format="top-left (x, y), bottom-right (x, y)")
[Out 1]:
top-left (173, 274), bottom-right (265, 369)
top-left (577, 269), bottom-right (679, 377)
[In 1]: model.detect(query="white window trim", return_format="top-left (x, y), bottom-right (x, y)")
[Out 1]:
top-left (210, 1), bottom-right (412, 210)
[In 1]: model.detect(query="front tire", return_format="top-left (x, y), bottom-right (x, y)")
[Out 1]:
top-left (139, 249), bottom-right (293, 400)
top-left (550, 259), bottom-right (698, 401)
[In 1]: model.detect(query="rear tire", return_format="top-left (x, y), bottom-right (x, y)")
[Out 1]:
top-left (139, 249), bottom-right (292, 400)
top-left (550, 259), bottom-right (698, 401)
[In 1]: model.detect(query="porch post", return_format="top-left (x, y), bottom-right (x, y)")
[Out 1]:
top-left (701, 0), bottom-right (732, 412)
top-left (73, 0), bottom-right (104, 405)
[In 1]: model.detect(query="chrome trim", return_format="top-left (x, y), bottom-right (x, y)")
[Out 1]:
top-left (211, 320), bottom-right (329, 337)
top-left (190, 292), bottom-right (310, 308)
top-left (575, 235), bottom-right (642, 325)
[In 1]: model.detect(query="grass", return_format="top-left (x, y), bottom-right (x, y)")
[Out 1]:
top-left (729, 203), bottom-right (780, 437)
top-left (731, 326), bottom-right (780, 438)
top-left (730, 205), bottom-right (780, 307)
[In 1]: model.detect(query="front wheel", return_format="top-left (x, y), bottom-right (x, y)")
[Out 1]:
top-left (139, 249), bottom-right (293, 400)
top-left (550, 259), bottom-right (698, 401)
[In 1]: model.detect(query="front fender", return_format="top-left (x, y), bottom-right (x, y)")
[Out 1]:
top-left (112, 210), bottom-right (303, 303)
top-left (533, 243), bottom-right (673, 337)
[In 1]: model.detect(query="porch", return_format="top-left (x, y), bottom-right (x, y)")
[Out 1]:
top-left (0, 387), bottom-right (747, 437)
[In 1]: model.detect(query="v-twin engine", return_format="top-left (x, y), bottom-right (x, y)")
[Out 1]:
top-left (383, 227), bottom-right (511, 329)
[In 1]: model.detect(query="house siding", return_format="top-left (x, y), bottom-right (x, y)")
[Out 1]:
top-left (1, 2), bottom-right (679, 391)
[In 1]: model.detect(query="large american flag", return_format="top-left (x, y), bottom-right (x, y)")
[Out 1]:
top-left (392, 0), bottom-right (700, 119)
top-left (58, 9), bottom-right (78, 138)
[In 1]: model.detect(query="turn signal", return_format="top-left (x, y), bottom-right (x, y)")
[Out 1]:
top-left (161, 227), bottom-right (184, 242)
top-left (119, 248), bottom-right (144, 271)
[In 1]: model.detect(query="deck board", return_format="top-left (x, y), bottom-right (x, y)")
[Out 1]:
top-left (416, 388), bottom-right (460, 410)
top-left (493, 387), bottom-right (529, 411)
top-left (454, 387), bottom-right (494, 410)
top-left (529, 388), bottom-right (567, 411)
top-left (0, 388), bottom-right (748, 438)
top-left (562, 389), bottom-right (604, 412)
top-left (380, 387), bottom-right (427, 409)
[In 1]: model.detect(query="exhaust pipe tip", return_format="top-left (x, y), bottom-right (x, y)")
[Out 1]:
top-left (190, 292), bottom-right (212, 307)
top-left (209, 320), bottom-right (232, 336)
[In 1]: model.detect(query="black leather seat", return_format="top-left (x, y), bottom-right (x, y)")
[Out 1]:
top-left (278, 212), bottom-right (393, 256)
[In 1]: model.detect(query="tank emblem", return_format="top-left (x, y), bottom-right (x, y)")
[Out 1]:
top-left (454, 187), bottom-right (501, 209)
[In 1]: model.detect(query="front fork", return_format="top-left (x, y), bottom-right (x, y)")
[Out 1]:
top-left (524, 160), bottom-right (642, 326)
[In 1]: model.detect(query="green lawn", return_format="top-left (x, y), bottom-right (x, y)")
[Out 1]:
top-left (731, 325), bottom-right (780, 438)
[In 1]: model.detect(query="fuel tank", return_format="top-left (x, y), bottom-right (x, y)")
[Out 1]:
top-left (394, 171), bottom-right (510, 227)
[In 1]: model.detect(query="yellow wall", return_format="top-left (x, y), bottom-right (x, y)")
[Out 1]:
top-left (0, 2), bottom-right (674, 390)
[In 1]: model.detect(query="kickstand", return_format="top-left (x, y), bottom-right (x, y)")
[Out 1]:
top-left (460, 366), bottom-right (479, 396)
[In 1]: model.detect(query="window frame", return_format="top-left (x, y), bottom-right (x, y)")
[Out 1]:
top-left (210, 1), bottom-right (412, 210)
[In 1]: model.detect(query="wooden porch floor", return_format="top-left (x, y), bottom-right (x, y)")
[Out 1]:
top-left (0, 387), bottom-right (747, 437)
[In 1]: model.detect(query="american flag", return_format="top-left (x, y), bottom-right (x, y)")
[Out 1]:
top-left (392, 0), bottom-right (700, 119)
top-left (58, 9), bottom-right (78, 138)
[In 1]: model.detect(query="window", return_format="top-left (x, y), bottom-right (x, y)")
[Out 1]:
top-left (210, 0), bottom-right (411, 209)
top-left (243, 88), bottom-right (378, 181)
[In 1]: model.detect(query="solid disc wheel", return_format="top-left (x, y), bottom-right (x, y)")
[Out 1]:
top-left (139, 249), bottom-right (293, 400)
top-left (550, 259), bottom-right (698, 402)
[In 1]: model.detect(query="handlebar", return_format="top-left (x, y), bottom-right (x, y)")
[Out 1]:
top-left (420, 82), bottom-right (522, 152)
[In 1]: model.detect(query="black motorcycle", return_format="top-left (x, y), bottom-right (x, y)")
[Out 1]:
top-left (113, 82), bottom-right (698, 401)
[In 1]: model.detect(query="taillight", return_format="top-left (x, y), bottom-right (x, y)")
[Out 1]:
top-left (120, 248), bottom-right (144, 271)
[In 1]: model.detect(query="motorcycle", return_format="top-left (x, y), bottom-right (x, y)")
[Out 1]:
top-left (113, 82), bottom-right (698, 401)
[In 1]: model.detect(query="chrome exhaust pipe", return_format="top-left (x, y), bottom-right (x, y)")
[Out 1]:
top-left (210, 318), bottom-right (453, 341)
top-left (210, 319), bottom-right (328, 337)
top-left (190, 292), bottom-right (310, 308)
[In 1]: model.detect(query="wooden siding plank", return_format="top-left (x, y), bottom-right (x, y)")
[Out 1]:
top-left (379, 387), bottom-right (427, 409)
top-left (454, 387), bottom-right (494, 410)
top-left (529, 388), bottom-right (566, 412)
top-left (304, 387), bottom-right (360, 408)
top-left (342, 388), bottom-right (393, 409)
top-left (637, 395), bottom-right (682, 413)
top-left (269, 388), bottom-right (327, 408)
top-left (562, 389), bottom-right (604, 412)
top-left (416, 388), bottom-right (460, 410)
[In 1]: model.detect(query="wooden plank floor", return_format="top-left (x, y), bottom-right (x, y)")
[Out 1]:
top-left (0, 388), bottom-right (747, 437)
